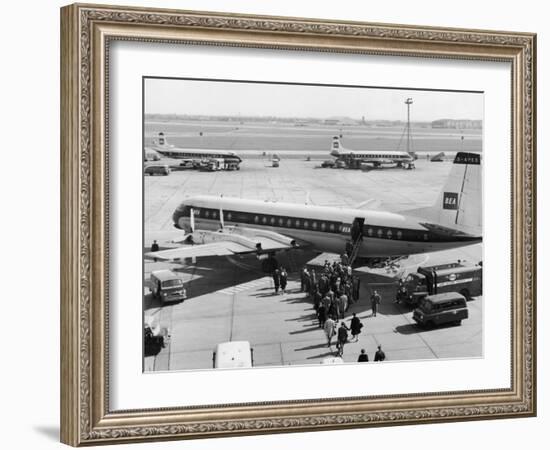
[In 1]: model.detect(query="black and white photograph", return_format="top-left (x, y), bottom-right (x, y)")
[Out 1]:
top-left (142, 78), bottom-right (483, 371)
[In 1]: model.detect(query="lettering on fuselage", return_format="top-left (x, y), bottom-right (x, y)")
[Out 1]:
top-left (443, 192), bottom-right (459, 210)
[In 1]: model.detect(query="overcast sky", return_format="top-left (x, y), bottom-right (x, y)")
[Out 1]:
top-left (145, 78), bottom-right (483, 121)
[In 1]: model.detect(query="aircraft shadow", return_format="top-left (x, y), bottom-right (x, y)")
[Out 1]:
top-left (143, 255), bottom-right (267, 310)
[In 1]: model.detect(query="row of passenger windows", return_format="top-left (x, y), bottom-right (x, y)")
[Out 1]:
top-left (191, 207), bottom-right (429, 241)
top-left (196, 208), bottom-right (340, 232)
top-left (169, 153), bottom-right (226, 158)
top-left (354, 154), bottom-right (408, 159)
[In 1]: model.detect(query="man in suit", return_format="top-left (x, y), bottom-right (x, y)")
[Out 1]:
top-left (370, 290), bottom-right (381, 317)
top-left (374, 345), bottom-right (386, 362)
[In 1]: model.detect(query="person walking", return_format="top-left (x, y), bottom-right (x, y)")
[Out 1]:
top-left (374, 345), bottom-right (386, 362)
top-left (272, 269), bottom-right (280, 294)
top-left (279, 267), bottom-right (288, 293)
top-left (150, 240), bottom-right (159, 252)
top-left (370, 290), bottom-right (381, 317)
top-left (341, 252), bottom-right (349, 266)
top-left (337, 292), bottom-right (348, 319)
top-left (310, 269), bottom-right (317, 290)
top-left (317, 304), bottom-right (327, 328)
top-left (322, 293), bottom-right (331, 312)
top-left (300, 267), bottom-right (311, 293)
top-left (357, 348), bottom-right (369, 362)
top-left (349, 313), bottom-right (363, 342)
top-left (328, 297), bottom-right (338, 319)
top-left (313, 288), bottom-right (322, 311)
top-left (352, 276), bottom-right (360, 302)
top-left (344, 281), bottom-right (353, 308)
top-left (336, 322), bottom-right (349, 356)
top-left (324, 316), bottom-right (337, 348)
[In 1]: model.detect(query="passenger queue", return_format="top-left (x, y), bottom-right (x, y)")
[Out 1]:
top-left (271, 257), bottom-right (387, 361)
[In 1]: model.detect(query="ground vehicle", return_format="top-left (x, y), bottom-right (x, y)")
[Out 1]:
top-left (144, 164), bottom-right (171, 176)
top-left (149, 269), bottom-right (186, 303)
top-left (335, 160), bottom-right (346, 169)
top-left (226, 161), bottom-right (240, 170)
top-left (202, 158), bottom-right (224, 171)
top-left (172, 160), bottom-right (194, 170)
top-left (213, 341), bottom-right (254, 368)
top-left (272, 159), bottom-right (280, 167)
top-left (143, 316), bottom-right (169, 355)
top-left (398, 262), bottom-right (482, 306)
top-left (144, 150), bottom-right (161, 161)
top-left (321, 160), bottom-right (336, 168)
top-left (412, 292), bottom-right (469, 327)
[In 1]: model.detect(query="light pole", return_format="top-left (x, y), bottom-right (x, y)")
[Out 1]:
top-left (405, 98), bottom-right (413, 154)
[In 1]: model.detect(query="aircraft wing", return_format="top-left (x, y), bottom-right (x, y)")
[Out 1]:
top-left (145, 228), bottom-right (302, 262)
top-left (145, 242), bottom-right (250, 261)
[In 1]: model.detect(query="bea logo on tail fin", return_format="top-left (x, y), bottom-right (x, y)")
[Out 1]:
top-left (443, 192), bottom-right (459, 210)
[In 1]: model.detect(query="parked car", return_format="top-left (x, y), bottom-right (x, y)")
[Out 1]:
top-left (321, 160), bottom-right (336, 168)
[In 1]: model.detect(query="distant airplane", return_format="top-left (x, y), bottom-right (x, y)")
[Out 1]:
top-left (330, 136), bottom-right (416, 169)
top-left (146, 152), bottom-right (482, 269)
top-left (149, 132), bottom-right (242, 169)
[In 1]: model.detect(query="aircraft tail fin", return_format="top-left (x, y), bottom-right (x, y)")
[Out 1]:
top-left (156, 132), bottom-right (168, 147)
top-left (331, 136), bottom-right (342, 156)
top-left (418, 152), bottom-right (482, 235)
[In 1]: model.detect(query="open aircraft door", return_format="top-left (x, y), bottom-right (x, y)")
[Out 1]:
top-left (351, 217), bottom-right (365, 242)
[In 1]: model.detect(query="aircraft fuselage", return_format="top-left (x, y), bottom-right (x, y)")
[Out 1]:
top-left (172, 196), bottom-right (480, 258)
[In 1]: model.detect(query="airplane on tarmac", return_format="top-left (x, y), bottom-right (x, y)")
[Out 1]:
top-left (148, 132), bottom-right (242, 169)
top-left (145, 152), bottom-right (482, 269)
top-left (330, 136), bottom-right (416, 169)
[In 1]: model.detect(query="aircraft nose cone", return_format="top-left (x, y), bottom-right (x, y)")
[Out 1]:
top-left (172, 207), bottom-right (188, 230)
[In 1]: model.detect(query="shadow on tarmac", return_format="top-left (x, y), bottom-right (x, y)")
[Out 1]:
top-left (144, 255), bottom-right (266, 310)
top-left (285, 313), bottom-right (316, 323)
top-left (295, 342), bottom-right (329, 351)
top-left (288, 325), bottom-right (320, 335)
top-left (306, 350), bottom-right (337, 360)
top-left (394, 322), bottom-right (458, 335)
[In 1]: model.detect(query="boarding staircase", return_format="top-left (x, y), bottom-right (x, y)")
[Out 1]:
top-left (348, 236), bottom-right (363, 266)
top-left (347, 217), bottom-right (365, 267)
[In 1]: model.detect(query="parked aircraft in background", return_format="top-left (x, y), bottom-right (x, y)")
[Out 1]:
top-left (148, 132), bottom-right (242, 170)
top-left (330, 136), bottom-right (416, 169)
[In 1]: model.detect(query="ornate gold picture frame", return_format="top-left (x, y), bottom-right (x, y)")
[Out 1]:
top-left (60, 3), bottom-right (536, 446)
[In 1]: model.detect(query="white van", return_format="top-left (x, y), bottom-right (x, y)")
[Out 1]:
top-left (150, 269), bottom-right (186, 304)
top-left (213, 341), bottom-right (254, 369)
